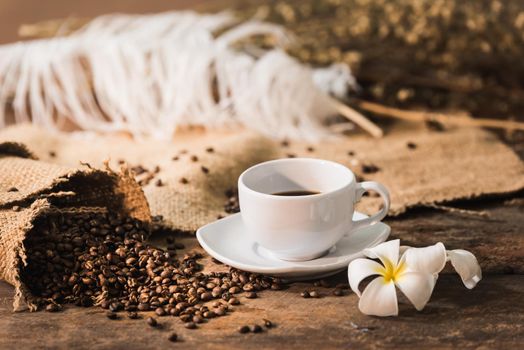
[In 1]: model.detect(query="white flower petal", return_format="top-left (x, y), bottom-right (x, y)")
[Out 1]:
top-left (399, 245), bottom-right (411, 255)
top-left (363, 239), bottom-right (400, 267)
top-left (395, 271), bottom-right (437, 311)
top-left (348, 258), bottom-right (384, 297)
top-left (358, 277), bottom-right (398, 316)
top-left (403, 242), bottom-right (447, 274)
top-left (447, 249), bottom-right (482, 289)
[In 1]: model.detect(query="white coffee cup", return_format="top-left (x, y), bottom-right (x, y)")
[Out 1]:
top-left (238, 158), bottom-right (390, 261)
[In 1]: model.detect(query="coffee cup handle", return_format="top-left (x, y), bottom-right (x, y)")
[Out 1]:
top-left (351, 181), bottom-right (390, 231)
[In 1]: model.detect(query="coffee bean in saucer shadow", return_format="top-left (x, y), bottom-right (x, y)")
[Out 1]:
top-left (333, 289), bottom-right (344, 296)
top-left (309, 291), bottom-right (320, 298)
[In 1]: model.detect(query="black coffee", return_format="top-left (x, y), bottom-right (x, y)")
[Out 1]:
top-left (272, 190), bottom-right (320, 196)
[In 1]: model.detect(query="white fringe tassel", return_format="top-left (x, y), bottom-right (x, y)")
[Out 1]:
top-left (0, 11), bottom-right (357, 141)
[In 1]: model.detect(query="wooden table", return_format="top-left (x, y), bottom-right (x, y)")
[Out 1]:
top-left (1, 197), bottom-right (522, 349)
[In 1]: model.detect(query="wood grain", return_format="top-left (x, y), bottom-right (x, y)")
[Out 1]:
top-left (0, 198), bottom-right (522, 349)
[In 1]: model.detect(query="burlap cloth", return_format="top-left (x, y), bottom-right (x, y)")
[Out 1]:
top-left (0, 142), bottom-right (150, 310)
top-left (1, 123), bottom-right (523, 232)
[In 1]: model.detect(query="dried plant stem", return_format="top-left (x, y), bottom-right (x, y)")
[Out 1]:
top-left (332, 99), bottom-right (383, 138)
top-left (356, 100), bottom-right (524, 131)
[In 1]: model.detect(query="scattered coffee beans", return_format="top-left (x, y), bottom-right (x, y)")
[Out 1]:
top-left (21, 211), bottom-right (286, 331)
top-left (333, 289), bottom-right (344, 297)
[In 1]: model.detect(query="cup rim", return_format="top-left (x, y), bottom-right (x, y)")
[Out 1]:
top-left (238, 157), bottom-right (355, 200)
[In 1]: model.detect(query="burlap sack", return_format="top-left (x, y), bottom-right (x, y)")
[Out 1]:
top-left (0, 142), bottom-right (150, 310)
top-left (1, 123), bottom-right (523, 232)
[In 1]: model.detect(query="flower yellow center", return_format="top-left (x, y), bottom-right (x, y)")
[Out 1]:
top-left (380, 259), bottom-right (406, 283)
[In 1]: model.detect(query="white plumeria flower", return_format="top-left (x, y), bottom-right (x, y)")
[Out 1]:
top-left (347, 239), bottom-right (481, 317)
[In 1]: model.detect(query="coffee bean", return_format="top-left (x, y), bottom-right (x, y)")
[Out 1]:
top-left (190, 155), bottom-right (198, 162)
top-left (200, 292), bottom-right (212, 301)
top-left (155, 179), bottom-right (164, 187)
top-left (205, 147), bottom-right (214, 153)
top-left (49, 151), bottom-right (56, 157)
top-left (251, 324), bottom-right (263, 333)
top-left (184, 322), bottom-right (197, 329)
top-left (45, 303), bottom-right (61, 312)
top-left (306, 146), bottom-right (315, 152)
top-left (179, 177), bottom-right (189, 184)
top-left (215, 307), bottom-right (226, 316)
top-left (309, 291), bottom-right (320, 298)
top-left (407, 142), bottom-right (417, 149)
top-left (172, 156), bottom-right (179, 161)
top-left (168, 332), bottom-right (178, 342)
top-left (128, 312), bottom-right (139, 319)
top-left (229, 286), bottom-right (241, 294)
top-left (362, 164), bottom-right (380, 174)
top-left (228, 297), bottom-right (240, 305)
top-left (106, 311), bottom-right (118, 320)
top-left (138, 303), bottom-right (150, 311)
top-left (245, 292), bottom-right (257, 299)
top-left (300, 291), bottom-right (310, 298)
top-left (239, 325), bottom-right (250, 334)
top-left (347, 150), bottom-right (355, 156)
top-left (7, 187), bottom-right (18, 192)
top-left (281, 140), bottom-right (289, 147)
top-left (109, 302), bottom-right (123, 312)
top-left (192, 316), bottom-right (203, 324)
top-left (263, 319), bottom-right (273, 328)
top-left (146, 317), bottom-right (158, 327)
top-left (203, 310), bottom-right (216, 318)
top-left (155, 307), bottom-right (166, 316)
top-left (333, 289), bottom-right (344, 296)
top-left (286, 153), bottom-right (296, 158)
top-left (201, 166), bottom-right (209, 174)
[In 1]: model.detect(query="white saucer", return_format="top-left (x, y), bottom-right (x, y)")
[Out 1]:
top-left (196, 212), bottom-right (390, 280)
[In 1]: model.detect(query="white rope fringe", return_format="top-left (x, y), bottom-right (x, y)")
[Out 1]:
top-left (0, 11), bottom-right (357, 141)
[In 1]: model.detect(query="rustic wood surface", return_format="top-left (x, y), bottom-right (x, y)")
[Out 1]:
top-left (0, 197), bottom-right (522, 350)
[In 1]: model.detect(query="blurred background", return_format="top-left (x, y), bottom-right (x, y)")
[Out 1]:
top-left (1, 0), bottom-right (523, 144)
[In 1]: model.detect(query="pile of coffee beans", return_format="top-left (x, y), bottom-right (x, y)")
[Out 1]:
top-left (21, 210), bottom-right (286, 329)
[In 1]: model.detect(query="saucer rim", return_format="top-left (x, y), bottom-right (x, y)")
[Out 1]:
top-left (196, 212), bottom-right (390, 275)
